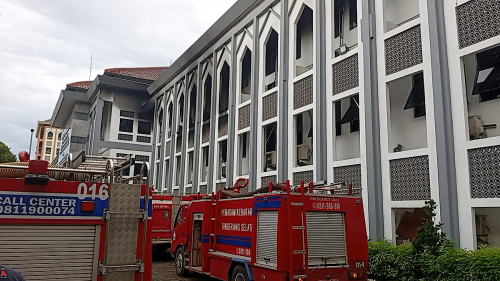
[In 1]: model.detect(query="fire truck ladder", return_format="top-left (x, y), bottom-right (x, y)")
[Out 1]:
top-left (208, 190), bottom-right (220, 253)
top-left (282, 180), bottom-right (309, 280)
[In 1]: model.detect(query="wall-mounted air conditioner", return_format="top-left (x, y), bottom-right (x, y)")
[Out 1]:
top-left (265, 151), bottom-right (277, 171)
top-left (297, 144), bottom-right (311, 161)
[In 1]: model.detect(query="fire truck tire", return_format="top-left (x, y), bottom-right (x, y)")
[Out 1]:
top-left (175, 247), bottom-right (189, 277)
top-left (231, 265), bottom-right (248, 281)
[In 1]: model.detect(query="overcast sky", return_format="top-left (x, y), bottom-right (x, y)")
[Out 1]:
top-left (0, 0), bottom-right (237, 158)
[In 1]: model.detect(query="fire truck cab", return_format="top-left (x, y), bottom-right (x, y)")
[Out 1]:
top-left (171, 180), bottom-right (368, 281)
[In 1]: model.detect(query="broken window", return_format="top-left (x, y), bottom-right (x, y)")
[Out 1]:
top-left (201, 146), bottom-right (209, 182)
top-left (263, 122), bottom-right (277, 172)
top-left (189, 85), bottom-right (197, 130)
top-left (295, 110), bottom-right (313, 166)
top-left (203, 75), bottom-right (212, 122)
top-left (241, 49), bottom-right (252, 103)
top-left (175, 155), bottom-right (181, 186)
top-left (383, 0), bottom-right (420, 32)
top-left (218, 140), bottom-right (228, 180)
top-left (333, 0), bottom-right (358, 57)
top-left (265, 29), bottom-right (279, 91)
top-left (238, 132), bottom-right (250, 176)
top-left (219, 62), bottom-right (230, 114)
top-left (472, 45), bottom-right (500, 103)
top-left (404, 72), bottom-right (426, 118)
top-left (336, 94), bottom-right (359, 136)
top-left (296, 5), bottom-right (314, 76)
top-left (394, 208), bottom-right (426, 245)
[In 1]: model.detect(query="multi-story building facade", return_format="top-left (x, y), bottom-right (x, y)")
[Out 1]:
top-left (35, 120), bottom-right (63, 162)
top-left (51, 67), bottom-right (167, 176)
top-left (146, 0), bottom-right (500, 250)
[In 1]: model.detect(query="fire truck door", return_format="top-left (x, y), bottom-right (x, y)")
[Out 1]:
top-left (99, 183), bottom-right (146, 280)
top-left (192, 213), bottom-right (203, 267)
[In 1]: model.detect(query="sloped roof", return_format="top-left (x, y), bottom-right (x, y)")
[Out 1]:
top-left (66, 81), bottom-right (92, 90)
top-left (104, 67), bottom-right (168, 81)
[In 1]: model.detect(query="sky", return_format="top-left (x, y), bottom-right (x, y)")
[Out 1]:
top-left (0, 0), bottom-right (237, 158)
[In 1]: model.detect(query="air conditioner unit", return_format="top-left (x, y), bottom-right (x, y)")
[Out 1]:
top-left (265, 151), bottom-right (277, 166)
top-left (297, 144), bottom-right (311, 161)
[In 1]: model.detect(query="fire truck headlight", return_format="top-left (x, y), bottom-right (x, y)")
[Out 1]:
top-left (348, 271), bottom-right (364, 279)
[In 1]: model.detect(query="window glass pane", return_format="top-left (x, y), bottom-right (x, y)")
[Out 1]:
top-left (119, 119), bottom-right (134, 133)
top-left (138, 121), bottom-right (152, 135)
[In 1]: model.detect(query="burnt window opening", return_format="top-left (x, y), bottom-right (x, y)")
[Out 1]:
top-left (189, 85), bottom-right (197, 130)
top-left (241, 49), bottom-right (252, 103)
top-left (138, 121), bottom-right (151, 135)
top-left (203, 75), bottom-right (212, 122)
top-left (119, 119), bottom-right (133, 133)
top-left (404, 72), bottom-right (426, 118)
top-left (263, 122), bottom-right (277, 172)
top-left (265, 29), bottom-right (279, 91)
top-left (178, 94), bottom-right (185, 133)
top-left (295, 110), bottom-right (313, 166)
top-left (473, 46), bottom-right (500, 103)
top-left (175, 156), bottom-right (181, 186)
top-left (219, 62), bottom-right (230, 114)
top-left (336, 95), bottom-right (360, 136)
top-left (296, 5), bottom-right (314, 76)
top-left (158, 109), bottom-right (163, 142)
top-left (238, 132), bottom-right (250, 176)
top-left (218, 140), bottom-right (228, 179)
top-left (167, 103), bottom-right (173, 138)
top-left (334, 0), bottom-right (357, 57)
top-left (201, 146), bottom-right (209, 182)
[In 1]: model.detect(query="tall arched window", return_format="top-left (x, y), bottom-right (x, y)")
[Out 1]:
top-left (264, 29), bottom-right (279, 91)
top-left (47, 131), bottom-right (54, 140)
top-left (219, 62), bottom-right (230, 114)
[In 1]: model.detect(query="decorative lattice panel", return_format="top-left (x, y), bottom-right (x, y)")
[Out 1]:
top-left (385, 25), bottom-right (423, 75)
top-left (238, 104), bottom-right (251, 130)
top-left (261, 175), bottom-right (277, 188)
top-left (333, 164), bottom-right (362, 196)
top-left (218, 115), bottom-right (228, 137)
top-left (137, 136), bottom-right (151, 143)
top-left (293, 75), bottom-right (314, 110)
top-left (293, 170), bottom-right (314, 186)
top-left (185, 187), bottom-right (192, 195)
top-left (468, 145), bottom-right (500, 198)
top-left (200, 185), bottom-right (208, 194)
top-left (332, 54), bottom-right (359, 95)
top-left (165, 141), bottom-right (170, 157)
top-left (202, 124), bottom-right (210, 144)
top-left (118, 134), bottom-right (133, 141)
top-left (216, 182), bottom-right (226, 191)
top-left (456, 0), bottom-right (500, 49)
top-left (135, 155), bottom-right (149, 162)
top-left (390, 155), bottom-right (431, 201)
top-left (263, 92), bottom-right (278, 121)
top-left (176, 136), bottom-right (182, 153)
top-left (120, 110), bottom-right (135, 118)
top-left (188, 130), bottom-right (195, 148)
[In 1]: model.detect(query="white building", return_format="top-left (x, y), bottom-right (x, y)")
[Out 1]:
top-left (51, 67), bottom-right (167, 176)
top-left (145, 0), bottom-right (500, 250)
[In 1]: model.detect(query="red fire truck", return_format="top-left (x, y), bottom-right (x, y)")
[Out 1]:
top-left (171, 179), bottom-right (368, 281)
top-left (0, 157), bottom-right (152, 281)
top-left (151, 194), bottom-right (200, 254)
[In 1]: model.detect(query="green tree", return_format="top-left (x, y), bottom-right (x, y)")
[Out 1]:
top-left (0, 141), bottom-right (17, 163)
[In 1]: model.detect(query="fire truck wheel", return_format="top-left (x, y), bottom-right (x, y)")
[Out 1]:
top-left (175, 247), bottom-right (188, 277)
top-left (231, 265), bottom-right (248, 281)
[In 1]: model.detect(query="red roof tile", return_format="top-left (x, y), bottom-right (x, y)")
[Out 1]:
top-left (104, 67), bottom-right (168, 81)
top-left (66, 81), bottom-right (92, 90)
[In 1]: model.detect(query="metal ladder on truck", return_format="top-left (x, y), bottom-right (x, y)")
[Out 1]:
top-left (72, 152), bottom-right (152, 281)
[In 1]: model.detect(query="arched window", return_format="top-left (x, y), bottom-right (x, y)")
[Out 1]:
top-left (203, 75), bottom-right (212, 122)
top-left (241, 49), bottom-right (252, 103)
top-left (47, 131), bottom-right (53, 140)
top-left (295, 5), bottom-right (313, 76)
top-left (189, 85), bottom-right (197, 130)
top-left (264, 29), bottom-right (279, 90)
top-left (219, 62), bottom-right (230, 114)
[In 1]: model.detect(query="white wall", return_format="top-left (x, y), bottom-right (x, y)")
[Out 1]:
top-left (383, 0), bottom-right (420, 32)
top-left (387, 75), bottom-right (428, 152)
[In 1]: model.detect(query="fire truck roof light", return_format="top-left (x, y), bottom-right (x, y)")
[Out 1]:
top-left (81, 201), bottom-right (95, 213)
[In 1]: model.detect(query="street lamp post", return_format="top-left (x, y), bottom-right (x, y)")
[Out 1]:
top-left (29, 128), bottom-right (34, 160)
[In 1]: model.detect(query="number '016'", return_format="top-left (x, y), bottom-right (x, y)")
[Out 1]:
top-left (77, 183), bottom-right (109, 200)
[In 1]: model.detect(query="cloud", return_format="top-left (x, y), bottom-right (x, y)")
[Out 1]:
top-left (0, 0), bottom-right (237, 156)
